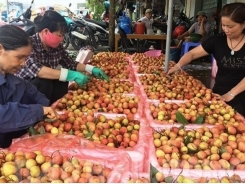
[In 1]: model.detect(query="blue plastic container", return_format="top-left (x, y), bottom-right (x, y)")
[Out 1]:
top-left (170, 47), bottom-right (181, 62)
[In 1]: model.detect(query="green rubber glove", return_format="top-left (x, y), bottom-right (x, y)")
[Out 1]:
top-left (67, 70), bottom-right (90, 86)
top-left (59, 68), bottom-right (90, 86)
top-left (85, 64), bottom-right (109, 81)
top-left (92, 67), bottom-right (110, 81)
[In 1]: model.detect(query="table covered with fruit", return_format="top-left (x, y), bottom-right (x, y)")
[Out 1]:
top-left (1, 51), bottom-right (245, 183)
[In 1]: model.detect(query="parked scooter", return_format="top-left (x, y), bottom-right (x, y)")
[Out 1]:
top-left (65, 16), bottom-right (111, 52)
top-left (152, 15), bottom-right (168, 33)
top-left (7, 0), bottom-right (35, 36)
top-left (62, 14), bottom-right (109, 50)
top-left (172, 9), bottom-right (193, 38)
top-left (82, 0), bottom-right (129, 46)
top-left (60, 10), bottom-right (77, 49)
top-left (176, 9), bottom-right (193, 29)
top-left (62, 15), bottom-right (92, 50)
top-left (62, 12), bottom-right (109, 49)
top-left (63, 0), bottom-right (128, 50)
top-left (82, 17), bottom-right (109, 46)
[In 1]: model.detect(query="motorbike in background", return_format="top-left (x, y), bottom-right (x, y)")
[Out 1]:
top-left (172, 9), bottom-right (193, 38)
top-left (66, 17), bottom-right (97, 49)
top-left (152, 15), bottom-right (168, 34)
top-left (176, 10), bottom-right (193, 28)
top-left (60, 10), bottom-right (79, 49)
top-left (76, 0), bottom-right (112, 47)
top-left (83, 0), bottom-right (128, 45)
top-left (82, 17), bottom-right (109, 46)
top-left (63, 0), bottom-right (128, 50)
top-left (69, 19), bottom-right (89, 50)
top-left (61, 1), bottom-right (110, 50)
top-left (8, 0), bottom-right (35, 36)
top-left (62, 14), bottom-right (109, 50)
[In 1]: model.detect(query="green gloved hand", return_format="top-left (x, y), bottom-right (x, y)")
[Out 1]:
top-left (59, 68), bottom-right (90, 86)
top-left (85, 64), bottom-right (109, 81)
top-left (92, 67), bottom-right (109, 81)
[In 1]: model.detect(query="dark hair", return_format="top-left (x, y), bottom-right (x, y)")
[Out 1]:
top-left (221, 2), bottom-right (245, 33)
top-left (0, 25), bottom-right (31, 51)
top-left (34, 10), bottom-right (67, 34)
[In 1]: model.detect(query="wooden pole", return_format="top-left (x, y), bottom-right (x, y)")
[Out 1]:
top-left (109, 0), bottom-right (115, 51)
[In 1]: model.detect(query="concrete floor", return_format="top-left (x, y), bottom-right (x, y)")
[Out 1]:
top-left (183, 60), bottom-right (212, 89)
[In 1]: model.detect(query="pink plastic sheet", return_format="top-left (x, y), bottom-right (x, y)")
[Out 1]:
top-left (10, 113), bottom-right (150, 172)
top-left (144, 50), bottom-right (162, 57)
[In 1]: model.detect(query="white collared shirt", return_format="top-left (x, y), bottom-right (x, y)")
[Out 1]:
top-left (138, 16), bottom-right (154, 30)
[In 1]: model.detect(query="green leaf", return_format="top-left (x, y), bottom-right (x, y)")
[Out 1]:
top-left (219, 147), bottom-right (227, 155)
top-left (44, 118), bottom-right (55, 122)
top-left (178, 124), bottom-right (185, 130)
top-left (150, 164), bottom-right (159, 183)
top-left (176, 111), bottom-right (188, 125)
top-left (98, 108), bottom-right (105, 112)
top-left (83, 131), bottom-right (93, 138)
top-left (28, 126), bottom-right (39, 136)
top-left (68, 129), bottom-right (73, 135)
top-left (188, 148), bottom-right (199, 154)
top-left (184, 135), bottom-right (191, 146)
top-left (194, 115), bottom-right (204, 124)
top-left (39, 126), bottom-right (46, 134)
top-left (230, 164), bottom-right (235, 170)
top-left (165, 176), bottom-right (174, 183)
top-left (154, 71), bottom-right (160, 75)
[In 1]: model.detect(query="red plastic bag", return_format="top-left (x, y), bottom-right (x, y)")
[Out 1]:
top-left (172, 25), bottom-right (185, 38)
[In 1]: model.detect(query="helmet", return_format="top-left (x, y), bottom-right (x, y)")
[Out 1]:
top-left (103, 1), bottom-right (110, 11)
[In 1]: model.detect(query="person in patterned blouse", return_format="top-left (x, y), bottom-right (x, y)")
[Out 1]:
top-left (15, 10), bottom-right (109, 105)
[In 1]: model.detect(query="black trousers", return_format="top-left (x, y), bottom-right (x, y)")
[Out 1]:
top-left (31, 78), bottom-right (68, 105)
top-left (0, 129), bottom-right (28, 148)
